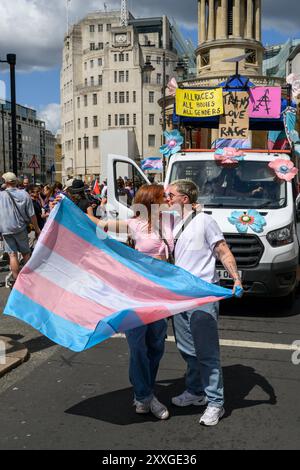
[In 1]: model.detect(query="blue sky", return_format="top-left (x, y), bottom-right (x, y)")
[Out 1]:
top-left (0, 0), bottom-right (299, 134)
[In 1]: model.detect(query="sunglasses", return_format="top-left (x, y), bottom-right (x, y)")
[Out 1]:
top-left (164, 192), bottom-right (187, 199)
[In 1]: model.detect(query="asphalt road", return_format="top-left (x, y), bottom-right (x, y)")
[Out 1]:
top-left (1, 266), bottom-right (300, 450)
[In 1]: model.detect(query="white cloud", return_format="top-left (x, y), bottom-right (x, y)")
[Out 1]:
top-left (0, 0), bottom-right (197, 73)
top-left (38, 103), bottom-right (61, 134)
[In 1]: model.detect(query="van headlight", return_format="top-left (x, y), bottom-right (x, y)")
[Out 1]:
top-left (266, 224), bottom-right (294, 247)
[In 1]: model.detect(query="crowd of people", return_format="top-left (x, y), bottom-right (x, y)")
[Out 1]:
top-left (0, 170), bottom-right (243, 427)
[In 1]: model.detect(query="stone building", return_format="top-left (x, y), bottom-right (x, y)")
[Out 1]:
top-left (0, 101), bottom-right (55, 182)
top-left (60, 9), bottom-right (194, 182)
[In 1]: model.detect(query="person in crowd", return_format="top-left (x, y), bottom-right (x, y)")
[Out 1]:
top-left (28, 185), bottom-right (45, 230)
top-left (42, 184), bottom-right (55, 218)
top-left (87, 184), bottom-right (173, 420)
top-left (166, 179), bottom-right (242, 426)
top-left (67, 179), bottom-right (93, 214)
top-left (0, 172), bottom-right (40, 286)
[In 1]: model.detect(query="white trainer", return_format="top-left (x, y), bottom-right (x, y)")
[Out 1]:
top-left (134, 400), bottom-right (150, 414)
top-left (199, 406), bottom-right (225, 426)
top-left (172, 390), bottom-right (208, 407)
top-left (150, 396), bottom-right (169, 420)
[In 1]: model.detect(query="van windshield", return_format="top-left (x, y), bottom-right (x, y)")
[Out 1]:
top-left (169, 160), bottom-right (287, 209)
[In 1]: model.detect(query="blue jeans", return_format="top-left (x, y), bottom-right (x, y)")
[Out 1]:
top-left (125, 319), bottom-right (168, 403)
top-left (172, 301), bottom-right (224, 408)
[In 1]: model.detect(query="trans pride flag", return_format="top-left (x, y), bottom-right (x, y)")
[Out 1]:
top-left (141, 157), bottom-right (163, 171)
top-left (4, 197), bottom-right (236, 352)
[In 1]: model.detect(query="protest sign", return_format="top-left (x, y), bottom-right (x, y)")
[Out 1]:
top-left (219, 91), bottom-right (250, 139)
top-left (249, 87), bottom-right (281, 119)
top-left (176, 88), bottom-right (223, 117)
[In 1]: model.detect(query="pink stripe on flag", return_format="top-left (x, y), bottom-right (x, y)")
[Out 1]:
top-left (15, 268), bottom-right (114, 329)
top-left (41, 221), bottom-right (195, 304)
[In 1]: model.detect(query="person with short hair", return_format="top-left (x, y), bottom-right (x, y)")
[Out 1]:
top-left (166, 179), bottom-right (242, 426)
top-left (0, 172), bottom-right (41, 285)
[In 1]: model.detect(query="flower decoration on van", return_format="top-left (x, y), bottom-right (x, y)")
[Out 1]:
top-left (214, 147), bottom-right (245, 166)
top-left (228, 210), bottom-right (266, 234)
top-left (268, 159), bottom-right (298, 182)
top-left (159, 130), bottom-right (184, 158)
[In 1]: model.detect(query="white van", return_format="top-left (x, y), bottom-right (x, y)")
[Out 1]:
top-left (107, 152), bottom-right (299, 302)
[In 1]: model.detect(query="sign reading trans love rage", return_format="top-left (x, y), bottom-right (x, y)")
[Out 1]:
top-left (176, 88), bottom-right (224, 117)
top-left (219, 91), bottom-right (250, 139)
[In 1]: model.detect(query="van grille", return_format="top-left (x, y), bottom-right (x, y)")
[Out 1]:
top-left (217, 233), bottom-right (264, 268)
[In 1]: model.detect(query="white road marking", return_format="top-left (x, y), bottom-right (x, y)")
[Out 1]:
top-left (112, 334), bottom-right (300, 351)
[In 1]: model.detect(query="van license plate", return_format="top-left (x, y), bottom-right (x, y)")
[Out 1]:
top-left (217, 270), bottom-right (242, 281)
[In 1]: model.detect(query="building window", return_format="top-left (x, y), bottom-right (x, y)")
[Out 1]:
top-left (119, 114), bottom-right (125, 126)
top-left (119, 53), bottom-right (124, 61)
top-left (93, 116), bottom-right (98, 127)
top-left (90, 60), bottom-right (94, 68)
top-left (126, 91), bottom-right (129, 103)
top-left (85, 117), bottom-right (88, 128)
top-left (126, 70), bottom-right (129, 82)
top-left (133, 91), bottom-right (136, 103)
top-left (77, 97), bottom-right (80, 108)
top-left (93, 136), bottom-right (99, 148)
top-left (93, 93), bottom-right (97, 105)
top-left (115, 114), bottom-right (118, 126)
top-left (115, 92), bottom-right (118, 103)
top-left (98, 42), bottom-right (103, 50)
top-left (90, 43), bottom-right (95, 51)
top-left (98, 58), bottom-right (102, 66)
top-left (149, 114), bottom-right (155, 126)
top-left (90, 25), bottom-right (95, 33)
top-left (133, 114), bottom-right (136, 125)
top-left (85, 78), bottom-right (88, 86)
top-left (119, 91), bottom-right (125, 103)
top-left (148, 135), bottom-right (156, 147)
top-left (98, 24), bottom-right (103, 32)
top-left (149, 91), bottom-right (154, 103)
top-left (78, 138), bottom-right (81, 150)
top-left (114, 71), bottom-right (118, 82)
top-left (200, 51), bottom-right (210, 67)
top-left (78, 118), bottom-right (81, 130)
top-left (107, 24), bottom-right (111, 31)
top-left (156, 74), bottom-right (162, 85)
top-left (126, 114), bottom-right (130, 126)
top-left (245, 49), bottom-right (257, 64)
top-left (108, 92), bottom-right (111, 104)
top-left (119, 71), bottom-right (125, 82)
top-left (85, 137), bottom-right (89, 149)
top-left (84, 95), bottom-right (88, 106)
top-left (90, 76), bottom-right (94, 86)
top-left (108, 115), bottom-right (112, 127)
top-left (114, 54), bottom-right (118, 62)
top-left (98, 75), bottom-right (102, 85)
top-left (84, 62), bottom-right (87, 70)
top-left (156, 56), bottom-right (161, 64)
top-left (228, 0), bottom-right (234, 36)
top-left (126, 53), bottom-right (129, 61)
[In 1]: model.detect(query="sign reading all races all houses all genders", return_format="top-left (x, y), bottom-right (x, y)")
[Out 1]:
top-left (175, 88), bottom-right (224, 118)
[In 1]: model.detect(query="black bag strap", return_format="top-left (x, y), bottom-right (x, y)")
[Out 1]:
top-left (173, 209), bottom-right (198, 249)
top-left (6, 190), bottom-right (30, 224)
top-left (158, 225), bottom-right (175, 264)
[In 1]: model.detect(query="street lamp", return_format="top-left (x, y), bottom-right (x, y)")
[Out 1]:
top-left (142, 54), bottom-right (187, 179)
top-left (1, 103), bottom-right (6, 173)
top-left (0, 54), bottom-right (17, 176)
top-left (84, 134), bottom-right (87, 178)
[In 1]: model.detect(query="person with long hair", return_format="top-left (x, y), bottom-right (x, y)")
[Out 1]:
top-left (88, 184), bottom-right (173, 420)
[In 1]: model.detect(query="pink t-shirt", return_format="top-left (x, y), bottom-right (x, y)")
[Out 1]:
top-left (127, 214), bottom-right (174, 258)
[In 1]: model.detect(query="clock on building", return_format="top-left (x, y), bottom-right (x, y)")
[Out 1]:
top-left (115, 33), bottom-right (127, 44)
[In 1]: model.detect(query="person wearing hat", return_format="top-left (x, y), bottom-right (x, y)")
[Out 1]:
top-left (0, 172), bottom-right (41, 286)
top-left (67, 179), bottom-right (92, 214)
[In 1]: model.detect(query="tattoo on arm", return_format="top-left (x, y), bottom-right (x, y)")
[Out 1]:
top-left (214, 241), bottom-right (240, 280)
